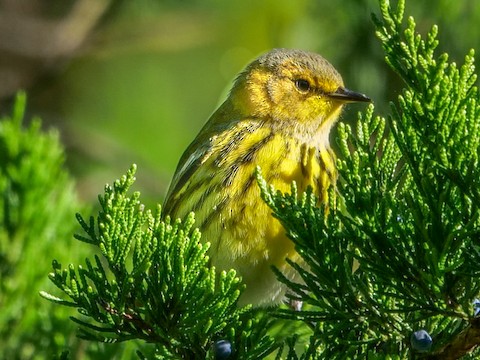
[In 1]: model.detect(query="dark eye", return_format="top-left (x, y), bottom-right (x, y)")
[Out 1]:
top-left (294, 79), bottom-right (311, 93)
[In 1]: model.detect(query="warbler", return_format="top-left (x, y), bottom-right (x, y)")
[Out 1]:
top-left (163, 48), bottom-right (370, 306)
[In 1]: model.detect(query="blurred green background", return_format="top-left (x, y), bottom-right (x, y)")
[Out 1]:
top-left (2, 0), bottom-right (479, 205)
top-left (1, 0), bottom-right (480, 358)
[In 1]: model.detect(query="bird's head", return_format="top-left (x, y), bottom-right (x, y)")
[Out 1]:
top-left (230, 48), bottom-right (370, 129)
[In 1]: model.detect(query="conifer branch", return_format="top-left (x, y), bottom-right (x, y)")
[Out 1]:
top-left (42, 165), bottom-right (279, 358)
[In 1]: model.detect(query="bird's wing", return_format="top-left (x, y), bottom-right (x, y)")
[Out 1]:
top-left (162, 128), bottom-right (213, 215)
top-left (163, 109), bottom-right (264, 218)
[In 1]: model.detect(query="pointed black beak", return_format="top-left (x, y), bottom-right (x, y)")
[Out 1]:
top-left (328, 87), bottom-right (371, 103)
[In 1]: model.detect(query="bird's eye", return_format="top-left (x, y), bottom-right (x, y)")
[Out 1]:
top-left (294, 79), bottom-right (311, 93)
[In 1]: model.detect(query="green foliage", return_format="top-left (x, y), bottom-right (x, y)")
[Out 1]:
top-left (256, 0), bottom-right (480, 358)
top-left (42, 165), bottom-right (278, 359)
top-left (0, 93), bottom-right (82, 358)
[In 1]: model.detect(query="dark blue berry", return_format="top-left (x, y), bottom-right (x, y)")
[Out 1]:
top-left (473, 299), bottom-right (480, 317)
top-left (214, 340), bottom-right (232, 359)
top-left (410, 330), bottom-right (432, 352)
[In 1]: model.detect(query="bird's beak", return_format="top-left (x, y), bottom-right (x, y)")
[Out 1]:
top-left (328, 87), bottom-right (371, 103)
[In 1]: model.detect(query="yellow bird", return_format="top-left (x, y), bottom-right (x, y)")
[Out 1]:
top-left (163, 48), bottom-right (370, 306)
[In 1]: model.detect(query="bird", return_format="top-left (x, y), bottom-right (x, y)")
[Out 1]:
top-left (163, 48), bottom-right (370, 307)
